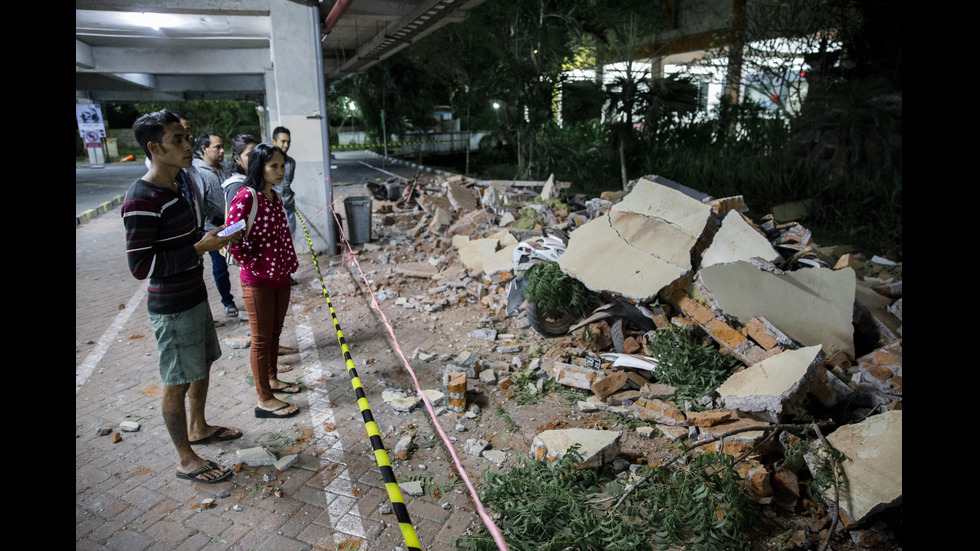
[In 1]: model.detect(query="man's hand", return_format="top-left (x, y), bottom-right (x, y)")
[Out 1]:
top-left (194, 225), bottom-right (242, 256)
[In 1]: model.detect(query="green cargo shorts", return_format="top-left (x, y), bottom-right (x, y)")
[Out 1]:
top-left (148, 300), bottom-right (221, 386)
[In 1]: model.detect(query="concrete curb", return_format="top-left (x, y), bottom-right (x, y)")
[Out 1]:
top-left (363, 150), bottom-right (457, 179)
top-left (77, 193), bottom-right (126, 227)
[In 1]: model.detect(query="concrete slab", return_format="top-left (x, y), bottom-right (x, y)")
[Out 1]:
top-left (718, 345), bottom-right (825, 422)
top-left (558, 178), bottom-right (712, 302)
top-left (612, 177), bottom-right (713, 237)
top-left (482, 243), bottom-right (518, 275)
top-left (531, 428), bottom-right (622, 469)
top-left (808, 410), bottom-right (902, 526)
top-left (701, 211), bottom-right (781, 268)
top-left (447, 180), bottom-right (478, 212)
top-left (455, 237), bottom-right (499, 273)
top-left (698, 261), bottom-right (856, 358)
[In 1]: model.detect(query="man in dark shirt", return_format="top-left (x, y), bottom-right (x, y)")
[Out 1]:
top-left (270, 126), bottom-right (297, 239)
top-left (122, 109), bottom-right (244, 484)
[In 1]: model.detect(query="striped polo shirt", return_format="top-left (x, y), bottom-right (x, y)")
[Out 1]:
top-left (121, 176), bottom-right (207, 314)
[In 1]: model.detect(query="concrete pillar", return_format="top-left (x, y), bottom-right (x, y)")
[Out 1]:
top-left (263, 67), bottom-right (278, 140)
top-left (269, 0), bottom-right (334, 255)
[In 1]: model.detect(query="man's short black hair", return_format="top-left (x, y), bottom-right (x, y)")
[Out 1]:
top-left (272, 126), bottom-right (291, 139)
top-left (196, 133), bottom-right (212, 150)
top-left (133, 109), bottom-right (182, 160)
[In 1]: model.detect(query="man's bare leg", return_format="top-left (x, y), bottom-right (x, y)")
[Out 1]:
top-left (163, 383), bottom-right (227, 481)
top-left (186, 367), bottom-right (241, 443)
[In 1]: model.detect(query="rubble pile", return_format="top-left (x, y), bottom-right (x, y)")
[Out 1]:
top-left (353, 170), bottom-right (902, 541)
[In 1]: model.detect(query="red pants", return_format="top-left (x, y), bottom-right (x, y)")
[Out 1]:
top-left (242, 283), bottom-right (291, 401)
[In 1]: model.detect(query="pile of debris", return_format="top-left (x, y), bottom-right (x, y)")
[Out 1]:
top-left (361, 170), bottom-right (902, 539)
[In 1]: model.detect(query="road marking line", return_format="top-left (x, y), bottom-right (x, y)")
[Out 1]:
top-left (76, 285), bottom-right (145, 393)
top-left (293, 303), bottom-right (370, 544)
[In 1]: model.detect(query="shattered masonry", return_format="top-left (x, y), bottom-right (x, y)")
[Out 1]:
top-left (363, 170), bottom-right (902, 535)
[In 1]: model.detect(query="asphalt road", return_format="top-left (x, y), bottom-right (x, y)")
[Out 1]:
top-left (75, 151), bottom-right (427, 220)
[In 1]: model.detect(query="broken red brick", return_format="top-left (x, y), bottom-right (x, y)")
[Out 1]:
top-left (686, 410), bottom-right (734, 428)
top-left (447, 372), bottom-right (467, 394)
top-left (824, 349), bottom-right (854, 370)
top-left (623, 336), bottom-right (642, 354)
top-left (834, 253), bottom-right (855, 270)
top-left (591, 371), bottom-right (628, 400)
top-left (632, 397), bottom-right (686, 425)
top-left (872, 347), bottom-right (902, 366)
top-left (745, 318), bottom-right (778, 350)
top-left (623, 371), bottom-right (650, 390)
top-left (649, 310), bottom-right (671, 329)
top-left (864, 364), bottom-right (894, 382)
top-left (670, 317), bottom-right (698, 331)
top-left (773, 468), bottom-right (800, 499)
top-left (675, 292), bottom-right (715, 325)
top-left (706, 319), bottom-right (746, 349)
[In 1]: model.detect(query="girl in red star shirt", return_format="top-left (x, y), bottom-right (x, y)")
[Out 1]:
top-left (226, 143), bottom-right (302, 419)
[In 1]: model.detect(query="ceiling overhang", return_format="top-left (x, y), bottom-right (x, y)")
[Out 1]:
top-left (75, 0), bottom-right (487, 103)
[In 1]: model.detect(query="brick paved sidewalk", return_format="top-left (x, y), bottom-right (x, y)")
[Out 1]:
top-left (76, 213), bottom-right (482, 551)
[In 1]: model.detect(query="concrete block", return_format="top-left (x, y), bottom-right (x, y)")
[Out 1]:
top-left (463, 438), bottom-right (488, 457)
top-left (718, 345), bottom-right (824, 422)
top-left (482, 449), bottom-right (507, 466)
top-left (658, 424), bottom-right (689, 441)
top-left (639, 382), bottom-right (677, 400)
top-left (629, 397), bottom-right (686, 426)
top-left (531, 428), bottom-right (622, 469)
top-left (390, 396), bottom-right (421, 412)
top-left (237, 447), bottom-right (277, 466)
top-left (275, 454), bottom-right (299, 471)
top-left (399, 480), bottom-right (425, 497)
top-left (455, 237), bottom-right (499, 273)
top-left (551, 361), bottom-right (605, 391)
top-left (696, 415), bottom-right (772, 456)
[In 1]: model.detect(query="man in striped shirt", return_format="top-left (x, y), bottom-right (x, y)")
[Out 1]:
top-left (122, 109), bottom-right (244, 484)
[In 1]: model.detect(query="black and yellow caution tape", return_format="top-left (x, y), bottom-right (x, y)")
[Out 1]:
top-left (295, 210), bottom-right (422, 551)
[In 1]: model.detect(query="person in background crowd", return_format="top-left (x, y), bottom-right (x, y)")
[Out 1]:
top-left (191, 132), bottom-right (239, 318)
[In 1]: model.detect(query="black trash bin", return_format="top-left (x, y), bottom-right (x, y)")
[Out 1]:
top-left (343, 195), bottom-right (373, 245)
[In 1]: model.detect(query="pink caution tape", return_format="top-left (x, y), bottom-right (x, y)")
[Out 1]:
top-left (329, 200), bottom-right (510, 551)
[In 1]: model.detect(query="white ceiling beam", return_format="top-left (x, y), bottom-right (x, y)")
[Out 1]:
top-left (77, 47), bottom-right (270, 75)
top-left (74, 0), bottom-right (270, 16)
top-left (76, 40), bottom-right (96, 69)
top-left (104, 73), bottom-right (157, 89)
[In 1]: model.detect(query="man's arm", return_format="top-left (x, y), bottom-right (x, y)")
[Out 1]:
top-left (189, 166), bottom-right (225, 227)
top-left (122, 197), bottom-right (200, 280)
top-left (282, 157), bottom-right (296, 211)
